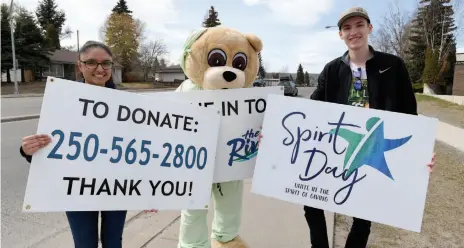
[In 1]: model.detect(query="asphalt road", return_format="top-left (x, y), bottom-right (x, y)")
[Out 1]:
top-left (1, 119), bottom-right (70, 248)
top-left (1, 97), bottom-right (44, 118)
top-left (0, 88), bottom-right (179, 118)
top-left (1, 87), bottom-right (316, 119)
top-left (297, 86), bottom-right (315, 98)
top-left (0, 87), bottom-right (316, 247)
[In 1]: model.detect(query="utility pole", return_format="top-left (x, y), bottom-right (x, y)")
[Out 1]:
top-left (77, 30), bottom-right (80, 52)
top-left (75, 30), bottom-right (81, 81)
top-left (9, 0), bottom-right (18, 94)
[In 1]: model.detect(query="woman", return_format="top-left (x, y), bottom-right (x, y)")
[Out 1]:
top-left (19, 41), bottom-right (128, 248)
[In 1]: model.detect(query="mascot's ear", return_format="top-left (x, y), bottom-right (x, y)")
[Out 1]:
top-left (245, 34), bottom-right (263, 53)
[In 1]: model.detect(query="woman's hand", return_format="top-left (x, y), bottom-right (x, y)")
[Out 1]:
top-left (426, 153), bottom-right (436, 172)
top-left (21, 134), bottom-right (52, 156)
top-left (144, 209), bottom-right (158, 213)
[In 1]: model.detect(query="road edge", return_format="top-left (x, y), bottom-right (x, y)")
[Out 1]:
top-left (1, 114), bottom-right (40, 123)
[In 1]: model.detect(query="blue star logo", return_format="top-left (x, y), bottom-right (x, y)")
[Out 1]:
top-left (329, 117), bottom-right (412, 180)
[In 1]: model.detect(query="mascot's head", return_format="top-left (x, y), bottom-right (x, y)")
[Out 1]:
top-left (180, 26), bottom-right (263, 90)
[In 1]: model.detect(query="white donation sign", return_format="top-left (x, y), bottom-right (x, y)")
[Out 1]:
top-left (23, 77), bottom-right (220, 212)
top-left (145, 86), bottom-right (284, 183)
top-left (252, 94), bottom-right (438, 232)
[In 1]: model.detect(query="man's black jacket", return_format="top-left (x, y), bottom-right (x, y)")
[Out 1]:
top-left (310, 46), bottom-right (418, 116)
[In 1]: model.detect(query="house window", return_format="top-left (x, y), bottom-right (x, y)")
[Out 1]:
top-left (42, 63), bottom-right (65, 78)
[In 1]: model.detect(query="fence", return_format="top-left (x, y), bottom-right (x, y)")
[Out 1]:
top-left (263, 79), bottom-right (280, 86)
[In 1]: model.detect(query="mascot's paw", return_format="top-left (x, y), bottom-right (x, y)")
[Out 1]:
top-left (211, 236), bottom-right (249, 248)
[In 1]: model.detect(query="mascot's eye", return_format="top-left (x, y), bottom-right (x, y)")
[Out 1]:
top-left (208, 49), bottom-right (227, 67)
top-left (232, 53), bottom-right (247, 71)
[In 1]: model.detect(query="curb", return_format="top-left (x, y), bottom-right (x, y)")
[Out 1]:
top-left (1, 114), bottom-right (40, 123)
top-left (1, 94), bottom-right (44, 98)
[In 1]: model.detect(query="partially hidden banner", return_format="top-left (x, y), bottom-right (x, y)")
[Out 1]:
top-left (23, 77), bottom-right (220, 212)
top-left (145, 86), bottom-right (284, 183)
top-left (251, 94), bottom-right (438, 232)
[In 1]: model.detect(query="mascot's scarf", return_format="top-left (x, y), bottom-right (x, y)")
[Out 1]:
top-left (179, 27), bottom-right (209, 78)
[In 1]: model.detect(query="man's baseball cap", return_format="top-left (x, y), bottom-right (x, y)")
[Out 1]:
top-left (337, 7), bottom-right (370, 29)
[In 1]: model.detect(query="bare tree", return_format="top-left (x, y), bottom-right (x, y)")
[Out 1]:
top-left (60, 26), bottom-right (73, 40)
top-left (139, 39), bottom-right (168, 82)
top-left (279, 65), bottom-right (288, 73)
top-left (371, 0), bottom-right (412, 59)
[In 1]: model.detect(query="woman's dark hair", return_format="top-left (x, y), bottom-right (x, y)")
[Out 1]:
top-left (76, 40), bottom-right (115, 88)
top-left (78, 40), bottom-right (113, 60)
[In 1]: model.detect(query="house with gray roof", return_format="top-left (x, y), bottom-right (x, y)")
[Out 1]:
top-left (154, 64), bottom-right (187, 83)
top-left (453, 52), bottom-right (464, 96)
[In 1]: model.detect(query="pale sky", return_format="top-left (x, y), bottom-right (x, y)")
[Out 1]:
top-left (3, 0), bottom-right (464, 73)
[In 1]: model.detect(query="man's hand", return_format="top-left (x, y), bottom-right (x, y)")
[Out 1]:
top-left (427, 153), bottom-right (436, 172)
top-left (257, 126), bottom-right (263, 148)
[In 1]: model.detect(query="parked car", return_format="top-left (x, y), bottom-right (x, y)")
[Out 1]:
top-left (278, 79), bottom-right (298, 96)
top-left (253, 79), bottom-right (266, 87)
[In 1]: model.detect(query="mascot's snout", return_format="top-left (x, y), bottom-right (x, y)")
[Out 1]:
top-left (223, 71), bottom-right (237, 82)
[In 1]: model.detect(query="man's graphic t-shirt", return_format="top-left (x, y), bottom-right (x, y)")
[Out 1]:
top-left (348, 61), bottom-right (369, 108)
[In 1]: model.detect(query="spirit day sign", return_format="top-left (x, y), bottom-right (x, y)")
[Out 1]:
top-left (23, 77), bottom-right (220, 212)
top-left (251, 94), bottom-right (438, 232)
top-left (144, 86), bottom-right (284, 183)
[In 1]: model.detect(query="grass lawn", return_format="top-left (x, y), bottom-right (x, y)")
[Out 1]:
top-left (119, 82), bottom-right (154, 89)
top-left (118, 82), bottom-right (178, 89)
top-left (334, 141), bottom-right (464, 248)
top-left (415, 94), bottom-right (462, 107)
top-left (334, 94), bottom-right (464, 247)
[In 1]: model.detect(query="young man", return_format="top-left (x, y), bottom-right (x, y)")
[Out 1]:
top-left (305, 6), bottom-right (434, 248)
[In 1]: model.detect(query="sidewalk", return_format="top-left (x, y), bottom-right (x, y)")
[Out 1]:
top-left (435, 121), bottom-right (464, 152)
top-left (34, 179), bottom-right (335, 248)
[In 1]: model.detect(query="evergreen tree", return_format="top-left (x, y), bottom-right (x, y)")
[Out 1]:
top-left (406, 15), bottom-right (427, 90)
top-left (418, 0), bottom-right (457, 92)
top-left (15, 6), bottom-right (51, 77)
top-left (295, 64), bottom-right (305, 85)
top-left (104, 13), bottom-right (140, 74)
top-left (1, 4), bottom-right (13, 82)
top-left (159, 58), bottom-right (167, 68)
top-left (258, 53), bottom-right (266, 79)
top-left (442, 39), bottom-right (456, 92)
top-left (104, 0), bottom-right (143, 76)
top-left (202, 6), bottom-right (221, 27)
top-left (304, 71), bottom-right (310, 86)
top-left (112, 0), bottom-right (132, 15)
top-left (154, 57), bottom-right (160, 69)
top-left (36, 0), bottom-right (67, 49)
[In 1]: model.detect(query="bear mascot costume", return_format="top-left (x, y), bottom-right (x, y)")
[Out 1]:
top-left (175, 26), bottom-right (263, 248)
